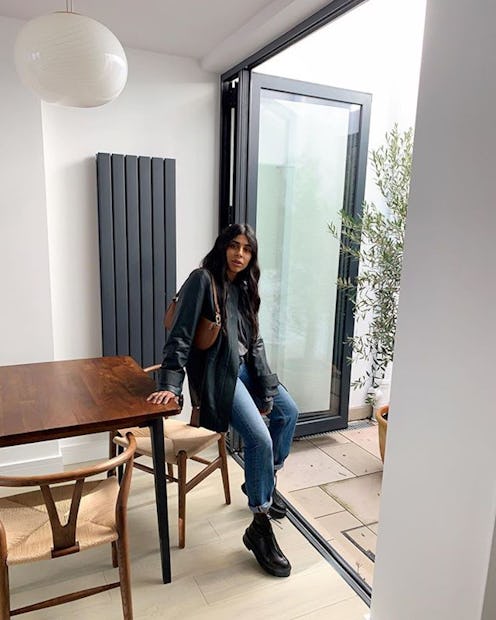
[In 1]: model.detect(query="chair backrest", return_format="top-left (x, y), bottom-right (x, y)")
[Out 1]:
top-left (143, 364), bottom-right (161, 374)
top-left (0, 433), bottom-right (136, 559)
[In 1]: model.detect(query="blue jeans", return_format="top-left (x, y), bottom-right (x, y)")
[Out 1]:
top-left (230, 363), bottom-right (298, 513)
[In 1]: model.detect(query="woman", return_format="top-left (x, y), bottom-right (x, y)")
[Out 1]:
top-left (147, 224), bottom-right (298, 577)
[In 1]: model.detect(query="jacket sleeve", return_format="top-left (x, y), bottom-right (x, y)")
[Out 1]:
top-left (158, 269), bottom-right (210, 394)
top-left (246, 336), bottom-right (279, 399)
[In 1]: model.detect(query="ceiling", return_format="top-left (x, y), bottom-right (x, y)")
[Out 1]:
top-left (0, 0), bottom-right (333, 73)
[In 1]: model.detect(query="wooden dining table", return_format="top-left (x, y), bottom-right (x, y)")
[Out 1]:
top-left (0, 355), bottom-right (180, 584)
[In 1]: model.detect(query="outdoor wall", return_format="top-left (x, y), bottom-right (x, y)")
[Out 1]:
top-left (371, 1), bottom-right (496, 618)
top-left (255, 0), bottom-right (426, 409)
top-left (0, 15), bottom-right (219, 470)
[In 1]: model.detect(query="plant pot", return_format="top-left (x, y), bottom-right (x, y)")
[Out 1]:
top-left (375, 404), bottom-right (389, 463)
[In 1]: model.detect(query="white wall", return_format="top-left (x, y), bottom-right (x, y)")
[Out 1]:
top-left (371, 1), bottom-right (496, 618)
top-left (0, 17), bottom-right (60, 473)
top-left (0, 16), bottom-right (219, 470)
top-left (255, 0), bottom-right (426, 408)
top-left (42, 47), bottom-right (219, 361)
top-left (0, 17), bottom-right (53, 367)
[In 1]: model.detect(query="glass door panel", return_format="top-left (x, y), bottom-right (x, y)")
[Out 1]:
top-left (247, 74), bottom-right (371, 434)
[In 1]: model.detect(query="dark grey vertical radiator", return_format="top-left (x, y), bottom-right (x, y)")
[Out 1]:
top-left (96, 153), bottom-right (176, 368)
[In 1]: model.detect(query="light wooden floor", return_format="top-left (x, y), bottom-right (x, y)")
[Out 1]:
top-left (6, 449), bottom-right (370, 620)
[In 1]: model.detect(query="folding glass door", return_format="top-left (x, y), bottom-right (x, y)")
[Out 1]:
top-left (220, 72), bottom-right (371, 436)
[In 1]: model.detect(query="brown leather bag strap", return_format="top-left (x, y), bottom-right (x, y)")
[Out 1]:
top-left (207, 270), bottom-right (221, 326)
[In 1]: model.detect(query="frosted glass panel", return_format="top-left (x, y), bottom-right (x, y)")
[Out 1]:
top-left (257, 91), bottom-right (351, 413)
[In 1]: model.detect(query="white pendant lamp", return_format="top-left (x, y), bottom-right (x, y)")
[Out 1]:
top-left (14, 2), bottom-right (128, 108)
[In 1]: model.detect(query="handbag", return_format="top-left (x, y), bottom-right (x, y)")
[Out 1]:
top-left (164, 270), bottom-right (221, 350)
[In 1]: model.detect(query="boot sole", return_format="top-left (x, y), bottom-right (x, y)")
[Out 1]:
top-left (243, 532), bottom-right (291, 577)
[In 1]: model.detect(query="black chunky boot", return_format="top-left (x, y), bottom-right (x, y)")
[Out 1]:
top-left (270, 490), bottom-right (287, 519)
top-left (241, 483), bottom-right (287, 519)
top-left (243, 513), bottom-right (291, 577)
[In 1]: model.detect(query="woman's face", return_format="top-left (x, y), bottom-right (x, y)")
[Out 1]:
top-left (226, 234), bottom-right (252, 280)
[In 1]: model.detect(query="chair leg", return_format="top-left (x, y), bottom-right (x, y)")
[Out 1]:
top-left (177, 451), bottom-right (187, 549)
top-left (116, 443), bottom-right (124, 484)
top-left (167, 463), bottom-right (174, 480)
top-left (108, 431), bottom-right (118, 478)
top-left (218, 435), bottom-right (231, 505)
top-left (0, 560), bottom-right (10, 620)
top-left (111, 540), bottom-right (118, 568)
top-left (116, 532), bottom-right (133, 620)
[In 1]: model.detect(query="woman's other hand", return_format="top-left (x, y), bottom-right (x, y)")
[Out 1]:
top-left (259, 397), bottom-right (274, 416)
top-left (147, 390), bottom-right (179, 405)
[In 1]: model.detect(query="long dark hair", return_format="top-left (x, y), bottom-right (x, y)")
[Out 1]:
top-left (201, 224), bottom-right (261, 339)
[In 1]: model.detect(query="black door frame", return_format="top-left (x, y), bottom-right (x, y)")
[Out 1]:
top-left (218, 0), bottom-right (373, 605)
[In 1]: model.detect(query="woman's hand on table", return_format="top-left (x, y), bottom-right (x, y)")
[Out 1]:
top-left (147, 390), bottom-right (180, 406)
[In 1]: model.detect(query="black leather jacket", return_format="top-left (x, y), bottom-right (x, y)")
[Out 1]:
top-left (158, 268), bottom-right (278, 432)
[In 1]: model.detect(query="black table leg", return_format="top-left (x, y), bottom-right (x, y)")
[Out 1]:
top-left (149, 417), bottom-right (171, 584)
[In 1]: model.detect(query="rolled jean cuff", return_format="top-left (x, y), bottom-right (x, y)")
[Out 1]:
top-left (274, 463), bottom-right (284, 472)
top-left (249, 500), bottom-right (272, 514)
